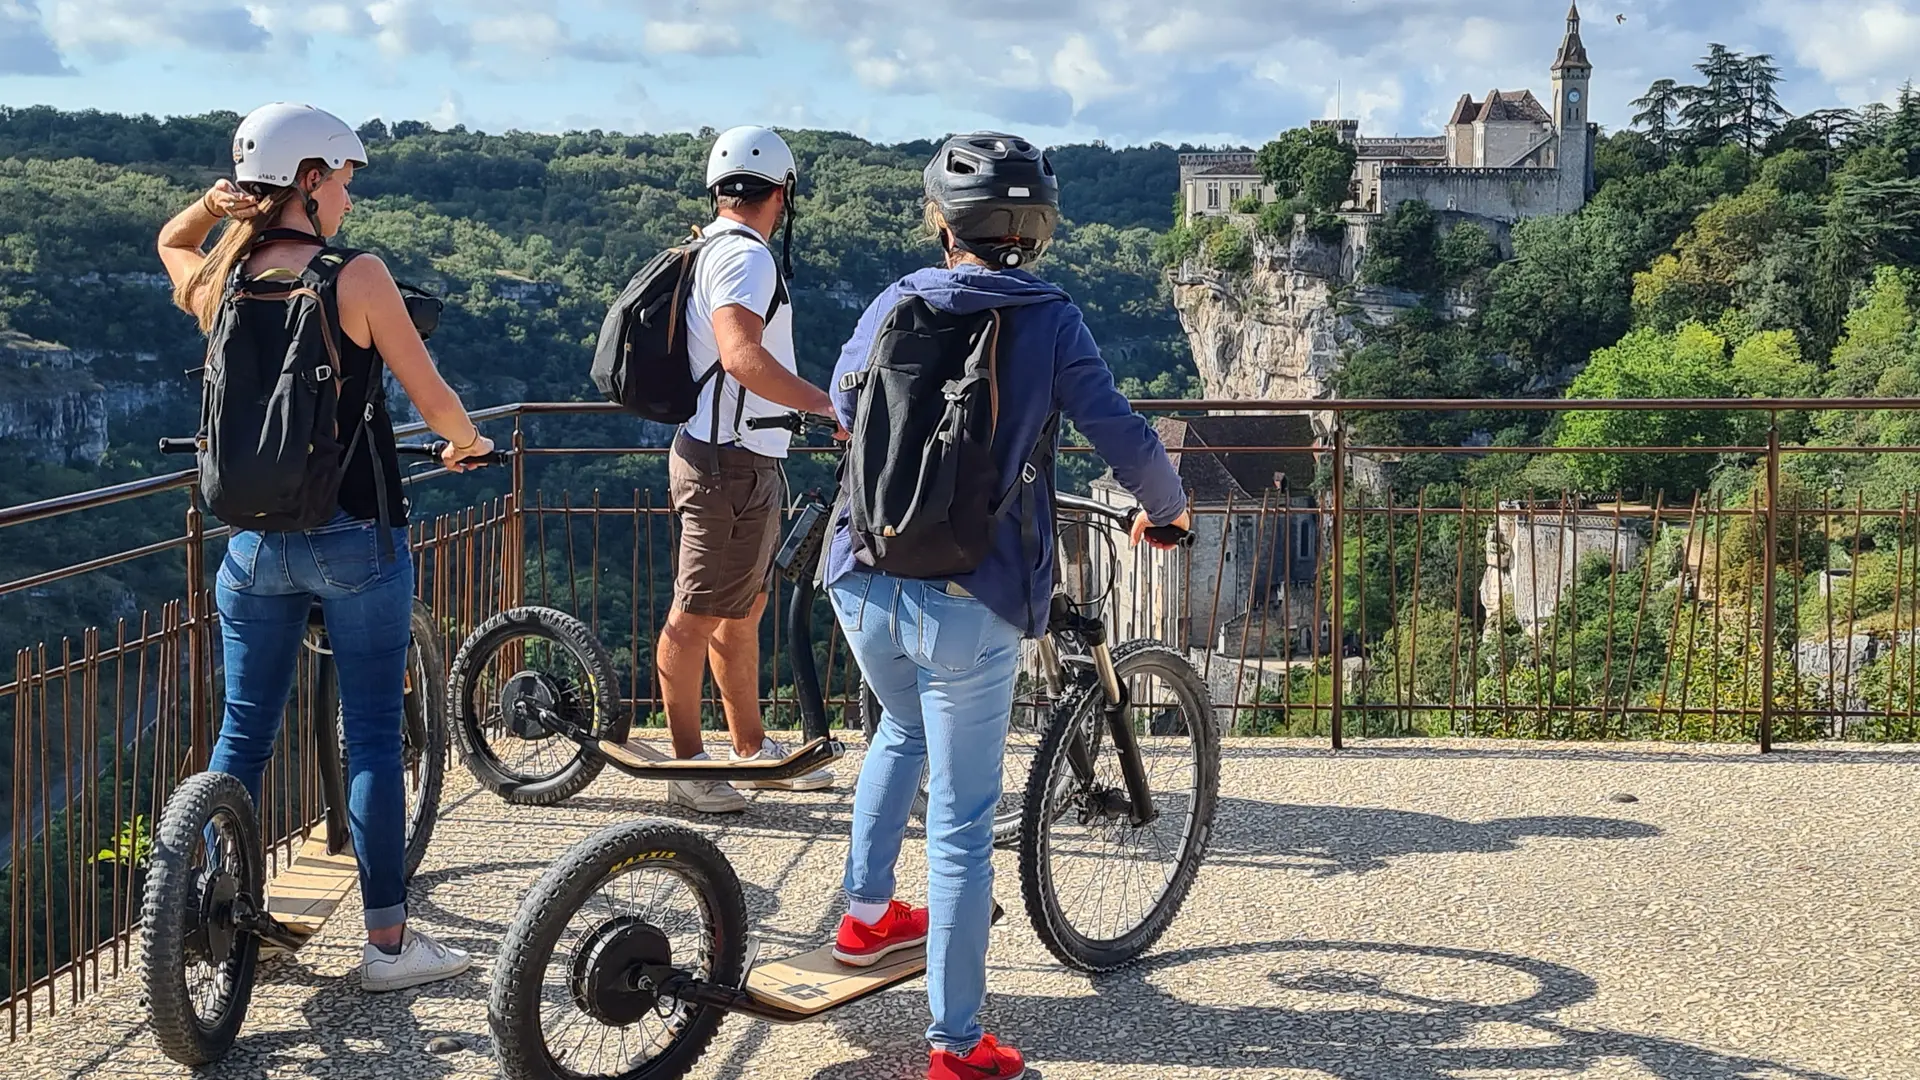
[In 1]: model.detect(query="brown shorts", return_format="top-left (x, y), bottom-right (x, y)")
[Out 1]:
top-left (668, 432), bottom-right (784, 619)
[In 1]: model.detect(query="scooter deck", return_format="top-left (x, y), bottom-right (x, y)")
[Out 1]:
top-left (258, 825), bottom-right (357, 957)
top-left (744, 942), bottom-right (927, 1017)
top-left (741, 903), bottom-right (1004, 1019)
top-left (597, 736), bottom-right (833, 773)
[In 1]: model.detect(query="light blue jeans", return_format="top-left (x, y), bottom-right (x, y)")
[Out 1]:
top-left (209, 509), bottom-right (414, 931)
top-left (830, 570), bottom-right (1024, 1053)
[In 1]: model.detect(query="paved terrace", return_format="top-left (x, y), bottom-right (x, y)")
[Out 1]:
top-left (3, 739), bottom-right (1915, 1080)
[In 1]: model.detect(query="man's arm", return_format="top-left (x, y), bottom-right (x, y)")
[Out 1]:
top-left (712, 305), bottom-right (833, 415)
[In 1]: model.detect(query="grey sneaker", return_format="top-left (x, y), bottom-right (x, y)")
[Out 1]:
top-left (360, 928), bottom-right (471, 992)
top-left (731, 735), bottom-right (835, 791)
top-left (666, 753), bottom-right (749, 812)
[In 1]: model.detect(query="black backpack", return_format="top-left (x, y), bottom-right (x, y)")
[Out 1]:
top-left (195, 240), bottom-right (391, 537)
top-left (590, 226), bottom-right (786, 434)
top-left (840, 296), bottom-right (1055, 581)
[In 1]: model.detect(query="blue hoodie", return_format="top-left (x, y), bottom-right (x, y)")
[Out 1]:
top-left (825, 265), bottom-right (1187, 638)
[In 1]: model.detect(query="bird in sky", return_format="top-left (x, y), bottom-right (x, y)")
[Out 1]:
top-left (1616, 13), bottom-right (1626, 23)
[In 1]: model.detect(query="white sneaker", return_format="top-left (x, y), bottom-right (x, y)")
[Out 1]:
top-left (731, 735), bottom-right (835, 791)
top-left (666, 753), bottom-right (749, 813)
top-left (360, 928), bottom-right (471, 992)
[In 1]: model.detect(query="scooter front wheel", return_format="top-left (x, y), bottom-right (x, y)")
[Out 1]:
top-left (139, 771), bottom-right (264, 1066)
top-left (490, 820), bottom-right (747, 1080)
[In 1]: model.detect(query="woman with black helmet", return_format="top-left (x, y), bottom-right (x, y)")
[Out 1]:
top-left (156, 103), bottom-right (492, 992)
top-left (820, 133), bottom-right (1191, 1080)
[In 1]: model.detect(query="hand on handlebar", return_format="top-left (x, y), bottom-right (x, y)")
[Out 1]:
top-left (1129, 508), bottom-right (1194, 550)
top-left (441, 432), bottom-right (496, 473)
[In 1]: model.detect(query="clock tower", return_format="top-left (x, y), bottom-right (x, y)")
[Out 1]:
top-left (1550, 3), bottom-right (1593, 212)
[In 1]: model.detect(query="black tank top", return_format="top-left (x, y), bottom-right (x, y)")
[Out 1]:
top-left (335, 332), bottom-right (408, 526)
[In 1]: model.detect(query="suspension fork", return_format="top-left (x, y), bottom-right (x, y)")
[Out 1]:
top-left (1048, 594), bottom-right (1158, 830)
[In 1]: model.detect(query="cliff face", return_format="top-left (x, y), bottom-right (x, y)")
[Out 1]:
top-left (0, 331), bottom-right (197, 465)
top-left (1169, 215), bottom-right (1483, 406)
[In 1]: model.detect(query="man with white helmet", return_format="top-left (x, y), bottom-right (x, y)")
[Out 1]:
top-left (656, 124), bottom-right (838, 812)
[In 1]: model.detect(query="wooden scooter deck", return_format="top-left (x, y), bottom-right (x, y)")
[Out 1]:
top-left (258, 825), bottom-right (358, 957)
top-left (597, 736), bottom-right (834, 773)
top-left (744, 942), bottom-right (928, 1017)
top-left (740, 903), bottom-right (1004, 1020)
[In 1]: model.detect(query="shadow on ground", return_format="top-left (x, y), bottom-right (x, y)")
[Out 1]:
top-left (803, 938), bottom-right (1840, 1080)
top-left (1204, 797), bottom-right (1661, 876)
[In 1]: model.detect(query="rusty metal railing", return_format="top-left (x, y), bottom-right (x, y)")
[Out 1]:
top-left (4, 395), bottom-right (1919, 1038)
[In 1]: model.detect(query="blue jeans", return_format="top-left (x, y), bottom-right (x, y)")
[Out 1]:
top-left (830, 570), bottom-right (1024, 1053)
top-left (209, 510), bottom-right (414, 932)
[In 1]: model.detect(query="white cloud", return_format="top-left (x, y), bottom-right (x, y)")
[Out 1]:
top-left (0, 0), bottom-right (71, 74)
top-left (1767, 1), bottom-right (1920, 100)
top-left (1049, 33), bottom-right (1121, 110)
top-left (642, 19), bottom-right (749, 56)
top-left (44, 0), bottom-right (269, 57)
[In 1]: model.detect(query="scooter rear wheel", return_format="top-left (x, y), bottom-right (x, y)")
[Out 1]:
top-left (490, 820), bottom-right (747, 1080)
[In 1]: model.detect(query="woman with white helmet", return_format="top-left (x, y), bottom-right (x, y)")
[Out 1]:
top-left (156, 102), bottom-right (493, 991)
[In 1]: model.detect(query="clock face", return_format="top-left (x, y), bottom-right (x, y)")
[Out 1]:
top-left (1568, 89), bottom-right (1582, 103)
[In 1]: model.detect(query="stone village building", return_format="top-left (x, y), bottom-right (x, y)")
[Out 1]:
top-left (1088, 415), bottom-right (1323, 656)
top-left (1179, 4), bottom-right (1596, 224)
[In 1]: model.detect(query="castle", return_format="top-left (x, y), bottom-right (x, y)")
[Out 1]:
top-left (1180, 4), bottom-right (1595, 224)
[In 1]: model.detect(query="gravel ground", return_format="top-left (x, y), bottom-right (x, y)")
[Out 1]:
top-left (3, 738), bottom-right (1915, 1080)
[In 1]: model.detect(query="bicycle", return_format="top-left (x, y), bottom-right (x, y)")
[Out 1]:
top-left (483, 446), bottom-right (1218, 1080)
top-left (139, 437), bottom-right (500, 1066)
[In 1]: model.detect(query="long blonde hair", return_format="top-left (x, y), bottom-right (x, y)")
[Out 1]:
top-left (173, 163), bottom-right (327, 332)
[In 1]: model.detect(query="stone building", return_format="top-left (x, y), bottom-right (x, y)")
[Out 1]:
top-left (1180, 5), bottom-right (1595, 224)
top-left (1480, 500), bottom-right (1651, 634)
top-left (1089, 415), bottom-right (1323, 655)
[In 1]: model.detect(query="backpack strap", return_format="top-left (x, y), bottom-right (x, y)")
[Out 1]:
top-left (303, 246), bottom-right (401, 560)
top-left (696, 228), bottom-right (789, 455)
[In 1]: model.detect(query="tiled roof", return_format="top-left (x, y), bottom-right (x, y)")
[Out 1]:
top-left (1554, 5), bottom-right (1591, 71)
top-left (1155, 415), bottom-right (1318, 503)
top-left (1465, 89), bottom-right (1552, 124)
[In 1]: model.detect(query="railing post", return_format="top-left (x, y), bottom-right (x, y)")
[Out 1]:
top-left (1759, 416), bottom-right (1780, 754)
top-left (183, 489), bottom-right (208, 771)
top-left (508, 419), bottom-right (527, 609)
top-left (1330, 420), bottom-right (1345, 750)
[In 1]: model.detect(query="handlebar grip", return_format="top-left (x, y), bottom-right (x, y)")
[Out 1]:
top-left (158, 437), bottom-right (200, 455)
top-left (406, 441), bottom-right (509, 466)
top-left (1125, 507), bottom-right (1195, 548)
top-left (743, 416), bottom-right (789, 432)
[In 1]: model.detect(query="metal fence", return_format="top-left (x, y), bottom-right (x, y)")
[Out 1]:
top-left (3, 395), bottom-right (1918, 1037)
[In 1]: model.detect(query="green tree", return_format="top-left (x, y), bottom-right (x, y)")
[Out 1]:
top-left (1631, 79), bottom-right (1686, 160)
top-left (1556, 323), bottom-right (1754, 496)
top-left (1255, 126), bottom-right (1357, 211)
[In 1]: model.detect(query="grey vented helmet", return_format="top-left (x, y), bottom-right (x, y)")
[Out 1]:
top-left (923, 132), bottom-right (1059, 268)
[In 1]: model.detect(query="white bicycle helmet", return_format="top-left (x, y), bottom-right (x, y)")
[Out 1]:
top-left (705, 125), bottom-right (797, 194)
top-left (232, 103), bottom-right (367, 190)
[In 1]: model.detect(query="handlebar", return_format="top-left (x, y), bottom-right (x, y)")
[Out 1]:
top-left (159, 437), bottom-right (510, 467)
top-left (1054, 492), bottom-right (1194, 548)
top-left (743, 411), bottom-right (842, 436)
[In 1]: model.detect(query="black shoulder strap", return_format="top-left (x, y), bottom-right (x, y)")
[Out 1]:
top-left (302, 246), bottom-right (401, 558)
top-left (696, 227), bottom-right (788, 449)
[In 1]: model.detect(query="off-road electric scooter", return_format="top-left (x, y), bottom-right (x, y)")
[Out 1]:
top-left (484, 429), bottom-right (1218, 1080)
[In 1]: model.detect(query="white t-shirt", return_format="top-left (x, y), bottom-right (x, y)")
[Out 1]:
top-left (682, 219), bottom-right (796, 458)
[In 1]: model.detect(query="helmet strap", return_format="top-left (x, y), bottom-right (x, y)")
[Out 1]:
top-left (780, 178), bottom-right (796, 281)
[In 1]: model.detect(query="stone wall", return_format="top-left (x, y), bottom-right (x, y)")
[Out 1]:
top-left (1479, 507), bottom-right (1651, 633)
top-left (1379, 166), bottom-right (1579, 221)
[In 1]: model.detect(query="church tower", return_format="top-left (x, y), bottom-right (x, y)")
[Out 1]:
top-left (1550, 3), bottom-right (1593, 212)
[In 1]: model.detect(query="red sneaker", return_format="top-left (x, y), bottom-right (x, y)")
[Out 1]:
top-left (929, 1034), bottom-right (1025, 1080)
top-left (832, 900), bottom-right (929, 967)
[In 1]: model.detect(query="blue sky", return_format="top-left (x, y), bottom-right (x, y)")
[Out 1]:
top-left (5, 0), bottom-right (1920, 147)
